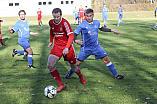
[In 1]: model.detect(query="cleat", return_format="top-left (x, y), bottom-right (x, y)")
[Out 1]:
top-left (1, 44), bottom-right (6, 46)
top-left (153, 28), bottom-right (156, 30)
top-left (64, 73), bottom-right (71, 79)
top-left (28, 65), bottom-right (36, 69)
top-left (115, 75), bottom-right (125, 79)
top-left (79, 73), bottom-right (86, 84)
top-left (57, 84), bottom-right (66, 92)
top-left (12, 49), bottom-right (17, 57)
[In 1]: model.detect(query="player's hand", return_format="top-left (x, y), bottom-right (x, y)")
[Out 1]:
top-left (112, 30), bottom-right (121, 35)
top-left (75, 39), bottom-right (84, 45)
top-left (62, 48), bottom-right (69, 55)
top-left (8, 26), bottom-right (12, 31)
top-left (48, 43), bottom-right (52, 48)
top-left (34, 33), bottom-right (38, 36)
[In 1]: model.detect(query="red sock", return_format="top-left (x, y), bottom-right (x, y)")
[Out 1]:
top-left (0, 39), bottom-right (4, 46)
top-left (50, 67), bottom-right (64, 85)
top-left (76, 67), bottom-right (82, 75)
top-left (38, 22), bottom-right (40, 26)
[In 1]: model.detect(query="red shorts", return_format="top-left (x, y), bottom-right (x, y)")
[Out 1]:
top-left (38, 16), bottom-right (42, 21)
top-left (79, 13), bottom-right (84, 19)
top-left (50, 44), bottom-right (76, 64)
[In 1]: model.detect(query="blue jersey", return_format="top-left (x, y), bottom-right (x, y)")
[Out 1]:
top-left (101, 7), bottom-right (109, 16)
top-left (74, 20), bottom-right (100, 49)
top-left (155, 7), bottom-right (157, 11)
top-left (118, 8), bottom-right (123, 14)
top-left (73, 10), bottom-right (79, 18)
top-left (13, 20), bottom-right (30, 39)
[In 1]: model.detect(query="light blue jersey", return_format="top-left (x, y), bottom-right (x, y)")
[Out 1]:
top-left (74, 20), bottom-right (100, 49)
top-left (155, 7), bottom-right (157, 11)
top-left (119, 8), bottom-right (123, 14)
top-left (73, 10), bottom-right (79, 18)
top-left (101, 7), bottom-right (109, 16)
top-left (13, 20), bottom-right (30, 39)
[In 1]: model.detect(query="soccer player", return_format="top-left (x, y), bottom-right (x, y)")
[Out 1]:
top-left (8, 10), bottom-right (38, 68)
top-left (0, 18), bottom-right (5, 46)
top-left (79, 5), bottom-right (84, 23)
top-left (83, 6), bottom-right (88, 21)
top-left (117, 5), bottom-right (125, 26)
top-left (153, 6), bottom-right (157, 29)
top-left (47, 8), bottom-right (86, 92)
top-left (37, 8), bottom-right (42, 26)
top-left (101, 4), bottom-right (109, 27)
top-left (64, 8), bottom-right (125, 80)
top-left (73, 7), bottom-right (79, 25)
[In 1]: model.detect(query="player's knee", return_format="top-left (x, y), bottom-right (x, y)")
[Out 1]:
top-left (47, 63), bottom-right (54, 70)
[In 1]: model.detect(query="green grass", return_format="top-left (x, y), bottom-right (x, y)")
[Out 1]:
top-left (0, 11), bottom-right (157, 104)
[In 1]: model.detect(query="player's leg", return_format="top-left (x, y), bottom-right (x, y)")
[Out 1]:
top-left (153, 22), bottom-right (157, 29)
top-left (12, 49), bottom-right (27, 57)
top-left (70, 63), bottom-right (86, 84)
top-left (117, 19), bottom-right (121, 26)
top-left (26, 46), bottom-right (36, 68)
top-left (47, 54), bottom-right (66, 92)
top-left (0, 34), bottom-right (4, 46)
top-left (101, 56), bottom-right (124, 79)
top-left (94, 45), bottom-right (124, 79)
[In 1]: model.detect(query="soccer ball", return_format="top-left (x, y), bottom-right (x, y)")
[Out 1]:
top-left (44, 85), bottom-right (57, 98)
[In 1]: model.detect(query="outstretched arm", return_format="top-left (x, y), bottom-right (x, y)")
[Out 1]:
top-left (99, 26), bottom-right (121, 35)
top-left (8, 26), bottom-right (15, 34)
top-left (73, 32), bottom-right (84, 45)
top-left (30, 32), bottom-right (38, 36)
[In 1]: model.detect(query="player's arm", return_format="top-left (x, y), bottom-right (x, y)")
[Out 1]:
top-left (48, 28), bottom-right (54, 48)
top-left (8, 26), bottom-right (15, 34)
top-left (99, 27), bottom-right (121, 35)
top-left (73, 32), bottom-right (84, 45)
top-left (30, 31), bottom-right (38, 36)
top-left (155, 10), bottom-right (156, 18)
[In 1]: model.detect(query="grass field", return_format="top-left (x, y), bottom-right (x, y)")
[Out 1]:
top-left (0, 11), bottom-right (157, 104)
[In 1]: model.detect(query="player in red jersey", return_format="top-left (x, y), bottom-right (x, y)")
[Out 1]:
top-left (37, 8), bottom-right (42, 26)
top-left (47, 8), bottom-right (86, 93)
top-left (79, 5), bottom-right (84, 23)
top-left (83, 6), bottom-right (87, 21)
top-left (0, 18), bottom-right (5, 46)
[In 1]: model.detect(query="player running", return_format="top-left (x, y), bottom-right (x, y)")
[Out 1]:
top-left (47, 8), bottom-right (86, 93)
top-left (9, 10), bottom-right (38, 68)
top-left (73, 7), bottom-right (79, 25)
top-left (101, 4), bottom-right (109, 27)
top-left (0, 18), bottom-right (5, 46)
top-left (117, 5), bottom-right (125, 26)
top-left (153, 6), bottom-right (157, 30)
top-left (37, 8), bottom-right (42, 27)
top-left (64, 8), bottom-right (125, 80)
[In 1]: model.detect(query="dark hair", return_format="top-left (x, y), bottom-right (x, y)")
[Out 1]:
top-left (18, 10), bottom-right (26, 16)
top-left (119, 5), bottom-right (121, 7)
top-left (52, 8), bottom-right (62, 15)
top-left (86, 8), bottom-right (94, 14)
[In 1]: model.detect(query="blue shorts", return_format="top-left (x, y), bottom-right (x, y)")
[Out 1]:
top-left (75, 16), bottom-right (79, 20)
top-left (102, 15), bottom-right (108, 20)
top-left (77, 45), bottom-right (107, 61)
top-left (119, 14), bottom-right (123, 19)
top-left (18, 38), bottom-right (30, 50)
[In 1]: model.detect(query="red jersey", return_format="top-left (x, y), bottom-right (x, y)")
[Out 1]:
top-left (79, 8), bottom-right (84, 18)
top-left (49, 17), bottom-right (74, 48)
top-left (37, 11), bottom-right (42, 17)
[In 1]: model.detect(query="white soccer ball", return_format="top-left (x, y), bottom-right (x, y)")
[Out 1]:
top-left (44, 85), bottom-right (57, 98)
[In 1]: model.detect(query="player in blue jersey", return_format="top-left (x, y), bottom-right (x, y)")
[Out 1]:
top-left (153, 6), bottom-right (157, 29)
top-left (9, 10), bottom-right (38, 68)
top-left (73, 7), bottom-right (79, 25)
top-left (101, 4), bottom-right (109, 27)
top-left (117, 5), bottom-right (125, 26)
top-left (64, 8), bottom-right (125, 80)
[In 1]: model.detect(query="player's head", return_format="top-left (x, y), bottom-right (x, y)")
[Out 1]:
top-left (18, 10), bottom-right (26, 20)
top-left (85, 6), bottom-right (87, 9)
top-left (119, 5), bottom-right (121, 8)
top-left (85, 8), bottom-right (94, 23)
top-left (103, 3), bottom-right (106, 7)
top-left (52, 8), bottom-right (62, 24)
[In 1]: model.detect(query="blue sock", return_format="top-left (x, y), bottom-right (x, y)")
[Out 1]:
top-left (74, 21), bottom-right (76, 24)
top-left (68, 68), bottom-right (73, 75)
top-left (27, 54), bottom-right (33, 66)
top-left (154, 25), bottom-right (157, 29)
top-left (121, 21), bottom-right (124, 25)
top-left (15, 50), bottom-right (25, 55)
top-left (104, 22), bottom-right (107, 26)
top-left (106, 62), bottom-right (118, 78)
top-left (78, 20), bottom-right (79, 24)
top-left (118, 21), bottom-right (120, 26)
